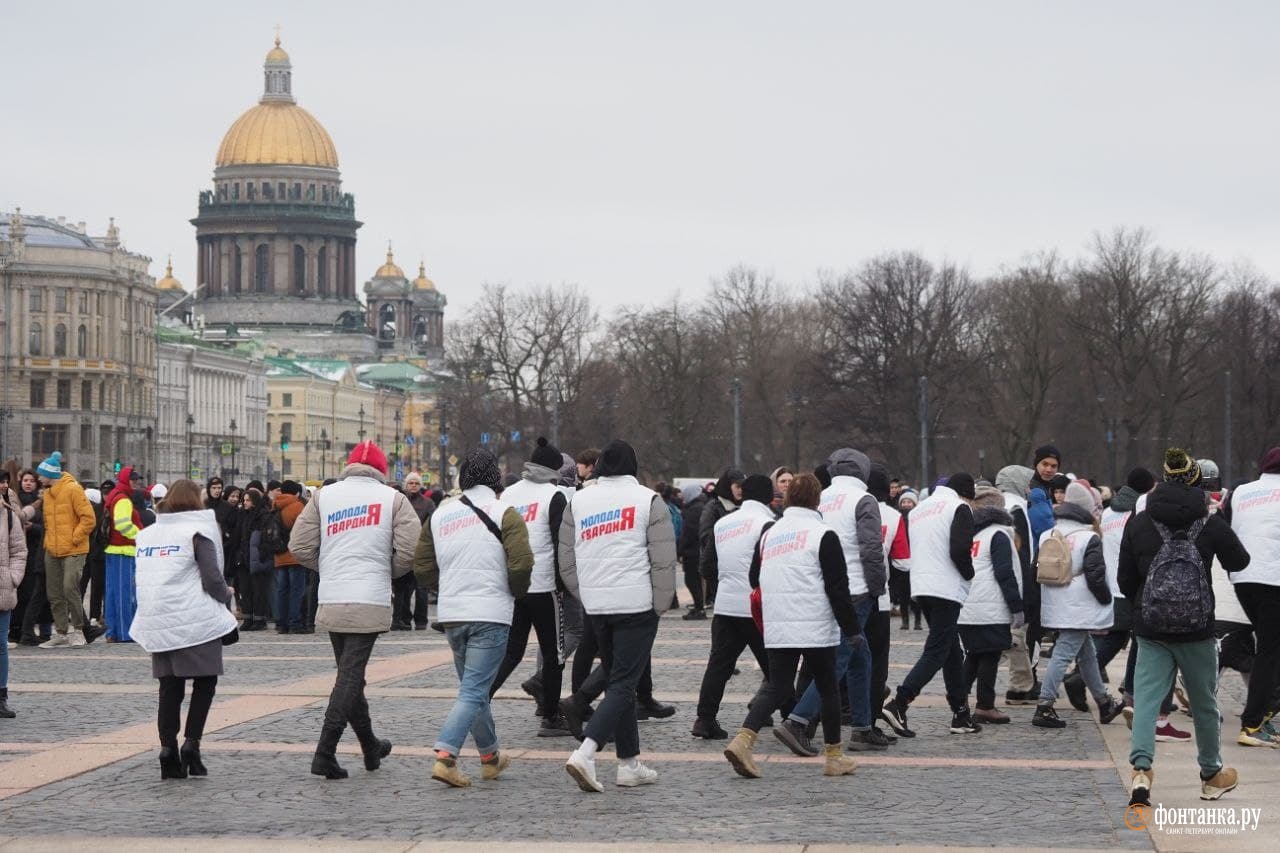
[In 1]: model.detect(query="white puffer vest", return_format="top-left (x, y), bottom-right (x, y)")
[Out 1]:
top-left (758, 507), bottom-right (839, 649)
top-left (819, 477), bottom-right (872, 596)
top-left (501, 479), bottom-right (561, 594)
top-left (905, 486), bottom-right (970, 604)
top-left (570, 475), bottom-right (655, 615)
top-left (1099, 506), bottom-right (1130, 599)
top-left (1039, 521), bottom-right (1112, 631)
top-left (876, 502), bottom-right (903, 612)
top-left (131, 510), bottom-right (237, 653)
top-left (959, 525), bottom-right (1022, 626)
top-left (713, 499), bottom-right (774, 618)
top-left (1228, 474), bottom-right (1280, 588)
top-left (315, 476), bottom-right (398, 607)
top-left (431, 486), bottom-right (515, 625)
top-left (1003, 492), bottom-right (1035, 558)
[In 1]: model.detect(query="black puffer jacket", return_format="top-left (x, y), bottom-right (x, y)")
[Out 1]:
top-left (698, 471), bottom-right (744, 581)
top-left (1118, 482), bottom-right (1249, 642)
top-left (679, 493), bottom-right (707, 568)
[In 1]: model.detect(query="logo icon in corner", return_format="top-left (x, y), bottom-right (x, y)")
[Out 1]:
top-left (1125, 804), bottom-right (1152, 831)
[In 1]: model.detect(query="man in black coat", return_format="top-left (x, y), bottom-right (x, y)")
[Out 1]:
top-left (679, 484), bottom-right (709, 619)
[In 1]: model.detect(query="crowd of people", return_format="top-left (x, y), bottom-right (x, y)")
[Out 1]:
top-left (1, 436), bottom-right (1278, 811)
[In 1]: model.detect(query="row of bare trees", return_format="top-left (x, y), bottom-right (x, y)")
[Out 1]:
top-left (439, 228), bottom-right (1279, 489)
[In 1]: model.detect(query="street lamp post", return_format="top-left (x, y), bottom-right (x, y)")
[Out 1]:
top-left (358, 404), bottom-right (366, 442)
top-left (393, 408), bottom-right (402, 477)
top-left (185, 413), bottom-right (194, 479)
top-left (438, 403), bottom-right (448, 489)
top-left (320, 428), bottom-right (328, 480)
top-left (229, 418), bottom-right (237, 483)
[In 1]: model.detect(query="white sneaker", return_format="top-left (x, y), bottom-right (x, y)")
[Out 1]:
top-left (6, 641), bottom-right (15, 650)
top-left (565, 751), bottom-right (604, 793)
top-left (616, 761), bottom-right (658, 787)
top-left (39, 633), bottom-right (69, 649)
top-left (67, 630), bottom-right (87, 648)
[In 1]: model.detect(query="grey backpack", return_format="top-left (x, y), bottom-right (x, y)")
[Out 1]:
top-left (1140, 519), bottom-right (1210, 634)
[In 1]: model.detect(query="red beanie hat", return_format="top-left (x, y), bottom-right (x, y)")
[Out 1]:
top-left (348, 441), bottom-right (388, 475)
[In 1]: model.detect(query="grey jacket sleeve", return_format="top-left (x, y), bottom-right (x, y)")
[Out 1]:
top-left (854, 494), bottom-right (886, 597)
top-left (288, 498), bottom-right (322, 570)
top-left (1082, 535), bottom-right (1112, 605)
top-left (648, 495), bottom-right (678, 614)
top-left (557, 501), bottom-right (579, 598)
top-left (193, 533), bottom-right (233, 605)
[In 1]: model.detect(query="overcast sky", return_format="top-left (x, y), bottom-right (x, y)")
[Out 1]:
top-left (7, 1), bottom-right (1279, 312)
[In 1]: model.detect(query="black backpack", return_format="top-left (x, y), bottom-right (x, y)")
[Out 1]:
top-left (1140, 518), bottom-right (1210, 634)
top-left (259, 508), bottom-right (292, 556)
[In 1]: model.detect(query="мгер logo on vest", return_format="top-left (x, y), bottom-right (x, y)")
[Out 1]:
top-left (137, 545), bottom-right (182, 558)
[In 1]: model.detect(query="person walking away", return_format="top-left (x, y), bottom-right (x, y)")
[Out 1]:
top-left (81, 487), bottom-right (107, 628)
top-left (995, 465), bottom-right (1039, 704)
top-left (680, 483), bottom-right (709, 619)
top-left (396, 471), bottom-right (435, 629)
top-left (270, 482), bottom-right (307, 634)
top-left (290, 442), bottom-right (421, 779)
top-left (560, 440), bottom-right (677, 792)
top-left (487, 438), bottom-right (573, 737)
top-left (722, 473), bottom-right (859, 779)
top-left (129, 479), bottom-right (238, 779)
top-left (881, 474), bottom-right (979, 737)
top-left (1222, 446), bottom-right (1280, 747)
top-left (415, 448), bottom-right (533, 787)
top-left (775, 449), bottom-right (885, 755)
top-left (691, 474), bottom-right (776, 740)
top-left (699, 469), bottom-right (745, 609)
top-left (1120, 449), bottom-right (1249, 805)
top-left (14, 472), bottom-right (49, 645)
top-left (866, 464), bottom-right (908, 744)
top-left (1, 478), bottom-right (29, 717)
top-left (1031, 483), bottom-right (1124, 729)
top-left (958, 486), bottom-right (1024, 724)
top-left (36, 452), bottom-right (101, 647)
top-left (104, 466), bottom-right (143, 642)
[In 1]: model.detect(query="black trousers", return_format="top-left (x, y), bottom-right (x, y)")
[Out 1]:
top-left (582, 610), bottom-right (660, 759)
top-left (236, 566), bottom-right (273, 622)
top-left (490, 591), bottom-right (563, 716)
top-left (317, 632), bottom-right (379, 755)
top-left (898, 596), bottom-right (966, 712)
top-left (866, 608), bottom-right (891, 722)
top-left (962, 650), bottom-right (1001, 710)
top-left (746, 646), bottom-right (840, 745)
top-left (392, 573), bottom-right (429, 627)
top-left (696, 614), bottom-right (768, 720)
top-left (158, 675), bottom-right (217, 749)
top-left (1236, 582), bottom-right (1280, 730)
top-left (572, 611), bottom-right (655, 701)
top-left (890, 568), bottom-right (920, 625)
top-left (683, 558), bottom-right (705, 610)
top-left (79, 556), bottom-right (105, 621)
top-left (18, 570), bottom-right (49, 640)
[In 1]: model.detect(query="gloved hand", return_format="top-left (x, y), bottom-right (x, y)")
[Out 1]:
top-left (1010, 611), bottom-right (1026, 630)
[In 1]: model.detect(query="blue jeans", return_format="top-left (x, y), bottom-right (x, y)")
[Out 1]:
top-left (0, 610), bottom-right (10, 688)
top-left (1039, 629), bottom-right (1108, 706)
top-left (274, 566), bottom-right (307, 630)
top-left (790, 596), bottom-right (875, 730)
top-left (435, 622), bottom-right (510, 756)
top-left (104, 553), bottom-right (136, 641)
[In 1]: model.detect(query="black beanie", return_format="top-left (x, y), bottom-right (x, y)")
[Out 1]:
top-left (460, 449), bottom-right (501, 490)
top-left (866, 463), bottom-right (891, 503)
top-left (1033, 444), bottom-right (1061, 466)
top-left (594, 440), bottom-right (639, 477)
top-left (741, 474), bottom-right (774, 505)
top-left (530, 436), bottom-right (562, 470)
top-left (948, 472), bottom-right (977, 500)
top-left (813, 463), bottom-right (831, 489)
top-left (1126, 466), bottom-right (1156, 494)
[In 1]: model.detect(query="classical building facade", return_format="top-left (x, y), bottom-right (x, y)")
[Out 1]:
top-left (192, 38), bottom-right (374, 357)
top-left (0, 212), bottom-right (159, 480)
top-left (363, 248), bottom-right (448, 360)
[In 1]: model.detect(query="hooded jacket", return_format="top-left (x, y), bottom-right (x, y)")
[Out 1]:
top-left (1118, 482), bottom-right (1249, 642)
top-left (106, 467), bottom-right (142, 557)
top-left (698, 470), bottom-right (744, 582)
top-left (271, 492), bottom-right (305, 568)
top-left (1, 494), bottom-right (28, 612)
top-left (819, 449), bottom-right (886, 600)
top-left (42, 473), bottom-right (96, 558)
top-left (1038, 503), bottom-right (1111, 630)
top-left (1027, 487), bottom-right (1055, 542)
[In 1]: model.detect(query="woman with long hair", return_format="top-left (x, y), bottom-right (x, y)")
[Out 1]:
top-left (236, 488), bottom-right (273, 631)
top-left (130, 479), bottom-right (237, 779)
top-left (15, 471), bottom-right (50, 645)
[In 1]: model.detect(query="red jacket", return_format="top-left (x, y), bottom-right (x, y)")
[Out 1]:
top-left (105, 466), bottom-right (142, 554)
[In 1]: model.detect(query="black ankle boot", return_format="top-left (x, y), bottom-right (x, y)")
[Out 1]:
top-left (0, 688), bottom-right (14, 719)
top-left (310, 753), bottom-right (348, 779)
top-left (361, 738), bottom-right (392, 771)
top-left (159, 746), bottom-right (188, 780)
top-left (180, 738), bottom-right (207, 776)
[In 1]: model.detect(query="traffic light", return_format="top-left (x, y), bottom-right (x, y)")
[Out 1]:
top-left (113, 459), bottom-right (121, 474)
top-left (281, 439), bottom-right (290, 451)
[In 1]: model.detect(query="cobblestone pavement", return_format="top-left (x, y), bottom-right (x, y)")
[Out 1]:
top-left (1, 601), bottom-right (1269, 850)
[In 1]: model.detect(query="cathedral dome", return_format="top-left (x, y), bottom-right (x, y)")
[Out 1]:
top-left (412, 261), bottom-right (436, 290)
top-left (155, 258), bottom-right (184, 291)
top-left (374, 247), bottom-right (405, 279)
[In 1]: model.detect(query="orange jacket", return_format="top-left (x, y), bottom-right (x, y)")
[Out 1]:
top-left (43, 473), bottom-right (96, 557)
top-left (273, 492), bottom-right (305, 568)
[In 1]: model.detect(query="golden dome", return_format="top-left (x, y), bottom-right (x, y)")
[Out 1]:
top-left (413, 261), bottom-right (436, 290)
top-left (155, 258), bottom-right (184, 291)
top-left (216, 102), bottom-right (338, 168)
top-left (266, 36), bottom-right (290, 63)
top-left (375, 246), bottom-right (405, 279)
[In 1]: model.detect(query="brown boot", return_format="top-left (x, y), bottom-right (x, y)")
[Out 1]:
top-left (823, 744), bottom-right (857, 776)
top-left (480, 751), bottom-right (511, 781)
top-left (723, 728), bottom-right (761, 778)
top-left (431, 756), bottom-right (472, 788)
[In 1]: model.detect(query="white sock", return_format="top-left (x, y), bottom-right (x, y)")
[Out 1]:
top-left (578, 737), bottom-right (599, 760)
top-left (620, 756), bottom-right (639, 770)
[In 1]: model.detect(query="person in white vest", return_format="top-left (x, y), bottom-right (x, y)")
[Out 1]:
top-left (1031, 482), bottom-right (1124, 730)
top-left (881, 473), bottom-right (979, 738)
top-left (487, 437), bottom-right (574, 738)
top-left (775, 448), bottom-right (885, 756)
top-left (691, 474), bottom-right (777, 740)
top-left (994, 465), bottom-right (1039, 706)
top-left (129, 479), bottom-right (238, 780)
top-left (289, 441), bottom-right (422, 780)
top-left (1223, 445), bottom-right (1280, 747)
top-left (958, 486), bottom-right (1024, 724)
top-left (558, 440), bottom-right (677, 793)
top-left (721, 472), bottom-right (859, 779)
top-left (866, 464), bottom-right (909, 744)
top-left (413, 448), bottom-right (533, 787)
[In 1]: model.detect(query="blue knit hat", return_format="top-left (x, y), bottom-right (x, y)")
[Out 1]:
top-left (37, 451), bottom-right (63, 479)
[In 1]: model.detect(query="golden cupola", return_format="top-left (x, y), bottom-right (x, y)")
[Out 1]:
top-left (155, 257), bottom-right (184, 291)
top-left (413, 261), bottom-right (436, 290)
top-left (215, 36), bottom-right (339, 169)
top-left (374, 245), bottom-right (405, 279)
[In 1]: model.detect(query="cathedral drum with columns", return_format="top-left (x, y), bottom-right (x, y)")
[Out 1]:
top-left (191, 38), bottom-right (374, 355)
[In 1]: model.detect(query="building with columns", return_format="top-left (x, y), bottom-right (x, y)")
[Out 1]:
top-left (192, 37), bottom-right (373, 357)
top-left (363, 247), bottom-right (448, 360)
top-left (0, 211), bottom-right (159, 480)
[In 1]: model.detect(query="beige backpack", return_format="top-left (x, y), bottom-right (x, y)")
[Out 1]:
top-left (1035, 530), bottom-right (1074, 587)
